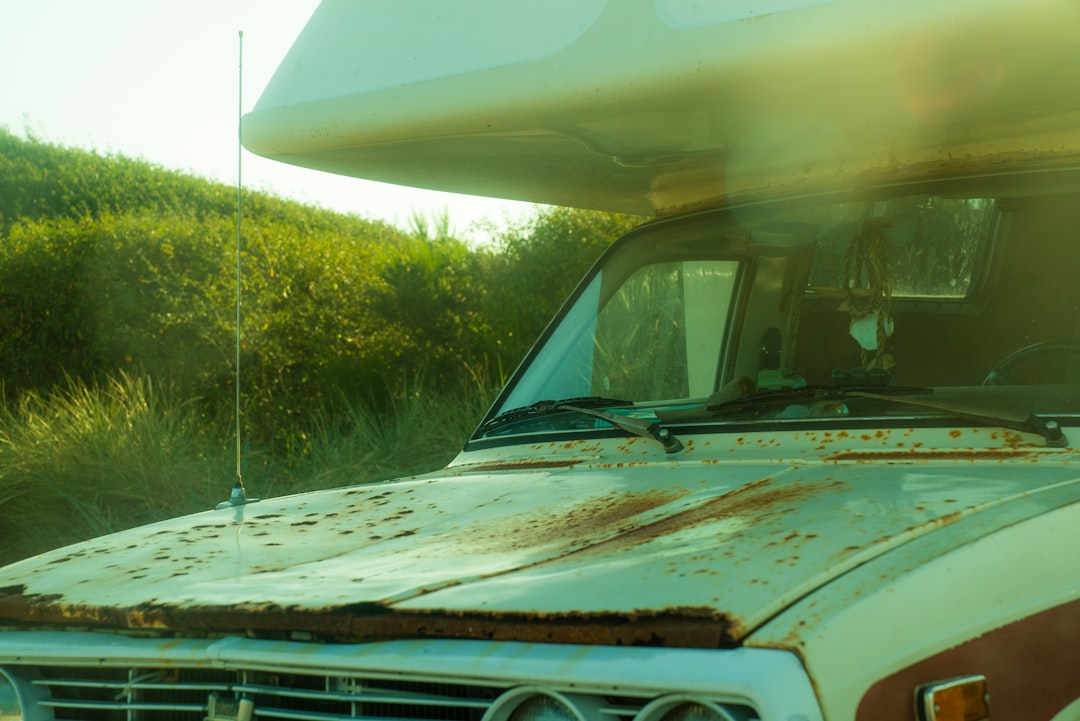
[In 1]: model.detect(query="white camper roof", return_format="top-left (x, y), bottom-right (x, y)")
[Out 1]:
top-left (242, 0), bottom-right (1080, 216)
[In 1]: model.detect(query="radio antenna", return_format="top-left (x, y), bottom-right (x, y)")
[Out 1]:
top-left (235, 29), bottom-right (244, 490)
top-left (218, 29), bottom-right (257, 511)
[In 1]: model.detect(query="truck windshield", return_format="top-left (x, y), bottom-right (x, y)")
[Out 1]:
top-left (477, 174), bottom-right (1080, 441)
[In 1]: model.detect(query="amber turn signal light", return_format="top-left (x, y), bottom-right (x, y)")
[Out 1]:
top-left (916, 675), bottom-right (989, 721)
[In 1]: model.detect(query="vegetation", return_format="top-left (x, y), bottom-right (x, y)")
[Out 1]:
top-left (0, 129), bottom-right (641, 565)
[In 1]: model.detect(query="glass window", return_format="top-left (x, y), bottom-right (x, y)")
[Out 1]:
top-left (495, 258), bottom-right (739, 415)
top-left (807, 196), bottom-right (996, 299)
top-left (594, 261), bottom-right (737, 401)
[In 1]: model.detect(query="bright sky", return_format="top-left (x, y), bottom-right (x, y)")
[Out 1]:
top-left (0, 0), bottom-right (539, 243)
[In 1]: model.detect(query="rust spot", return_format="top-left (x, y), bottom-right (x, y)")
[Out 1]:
top-left (1001, 430), bottom-right (1030, 449)
top-left (826, 448), bottom-right (1034, 463)
top-left (0, 588), bottom-right (740, 648)
top-left (930, 511), bottom-right (962, 528)
top-left (949, 429), bottom-right (963, 438)
top-left (466, 489), bottom-right (686, 554)
top-left (553, 477), bottom-right (831, 562)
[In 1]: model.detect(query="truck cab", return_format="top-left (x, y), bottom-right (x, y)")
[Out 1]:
top-left (2, 0), bottom-right (1079, 719)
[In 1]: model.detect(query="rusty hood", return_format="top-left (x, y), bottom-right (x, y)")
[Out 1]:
top-left (2, 446), bottom-right (1079, 647)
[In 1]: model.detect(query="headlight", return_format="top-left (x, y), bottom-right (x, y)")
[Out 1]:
top-left (0, 667), bottom-right (52, 721)
top-left (483, 688), bottom-right (605, 721)
top-left (509, 695), bottom-right (577, 721)
top-left (638, 696), bottom-right (744, 721)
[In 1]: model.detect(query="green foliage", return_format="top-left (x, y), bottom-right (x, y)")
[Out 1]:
top-left (483, 206), bottom-right (641, 363)
top-left (0, 127), bottom-right (233, 229)
top-left (0, 131), bottom-right (424, 444)
top-left (0, 211), bottom-right (236, 391)
top-left (367, 234), bottom-right (495, 384)
top-left (0, 373), bottom-right (229, 564)
top-left (280, 377), bottom-right (498, 498)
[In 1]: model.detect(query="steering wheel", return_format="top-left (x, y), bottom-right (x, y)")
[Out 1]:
top-left (982, 340), bottom-right (1080, 385)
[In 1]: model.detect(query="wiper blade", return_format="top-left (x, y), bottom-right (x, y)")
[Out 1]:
top-left (559, 404), bottom-right (684, 454)
top-left (479, 396), bottom-right (684, 453)
top-left (479, 396), bottom-right (632, 434)
top-left (845, 390), bottom-right (1068, 448)
top-left (673, 384), bottom-right (1066, 448)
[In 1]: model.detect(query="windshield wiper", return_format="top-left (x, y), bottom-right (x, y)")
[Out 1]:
top-left (480, 396), bottom-right (684, 453)
top-left (558, 404), bottom-right (684, 453)
top-left (846, 390), bottom-right (1068, 448)
top-left (669, 384), bottom-right (1067, 448)
top-left (479, 396), bottom-right (633, 434)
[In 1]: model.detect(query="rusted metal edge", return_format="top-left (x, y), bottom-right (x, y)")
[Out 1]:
top-left (0, 587), bottom-right (737, 648)
top-left (825, 449), bottom-right (1044, 463)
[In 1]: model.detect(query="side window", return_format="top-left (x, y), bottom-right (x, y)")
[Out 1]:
top-left (593, 260), bottom-right (737, 401)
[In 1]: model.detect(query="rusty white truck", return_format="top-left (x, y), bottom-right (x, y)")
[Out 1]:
top-left (2, 0), bottom-right (1079, 719)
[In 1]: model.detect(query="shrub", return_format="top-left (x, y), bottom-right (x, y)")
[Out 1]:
top-left (482, 206), bottom-right (642, 364)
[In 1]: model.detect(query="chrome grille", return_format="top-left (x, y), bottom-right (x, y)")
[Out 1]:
top-left (32, 667), bottom-right (505, 721)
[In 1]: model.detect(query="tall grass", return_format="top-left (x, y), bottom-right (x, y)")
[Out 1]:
top-left (280, 375), bottom-right (498, 496)
top-left (0, 372), bottom-right (498, 566)
top-left (0, 373), bottom-right (226, 563)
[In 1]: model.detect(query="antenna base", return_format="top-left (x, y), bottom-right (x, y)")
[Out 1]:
top-left (215, 479), bottom-right (260, 510)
